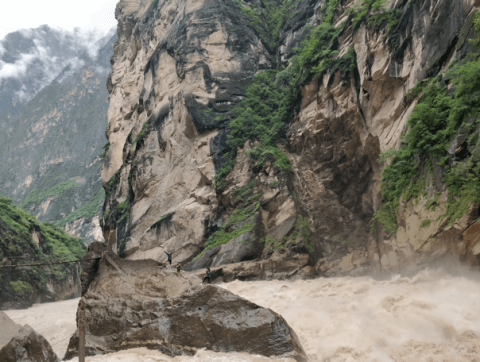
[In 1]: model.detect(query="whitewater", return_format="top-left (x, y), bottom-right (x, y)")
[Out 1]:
top-left (5, 266), bottom-right (480, 362)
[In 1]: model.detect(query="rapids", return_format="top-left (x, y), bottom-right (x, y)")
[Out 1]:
top-left (5, 266), bottom-right (480, 362)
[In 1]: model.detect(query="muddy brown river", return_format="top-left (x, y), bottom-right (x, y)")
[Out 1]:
top-left (5, 266), bottom-right (480, 361)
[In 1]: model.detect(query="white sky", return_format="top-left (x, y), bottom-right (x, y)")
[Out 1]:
top-left (0, 0), bottom-right (119, 41)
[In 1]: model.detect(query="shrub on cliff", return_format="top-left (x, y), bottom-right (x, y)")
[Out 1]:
top-left (374, 13), bottom-right (480, 233)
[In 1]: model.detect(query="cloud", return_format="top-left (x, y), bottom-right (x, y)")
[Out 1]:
top-left (0, 26), bottom-right (114, 102)
top-left (55, 57), bottom-right (86, 84)
top-left (0, 53), bottom-right (35, 79)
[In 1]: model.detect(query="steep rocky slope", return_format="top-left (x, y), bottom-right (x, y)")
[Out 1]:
top-left (102, 0), bottom-right (480, 278)
top-left (0, 198), bottom-right (85, 310)
top-left (0, 30), bottom-right (115, 243)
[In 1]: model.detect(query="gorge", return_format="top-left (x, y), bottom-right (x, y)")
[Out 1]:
top-left (2, 0), bottom-right (480, 360)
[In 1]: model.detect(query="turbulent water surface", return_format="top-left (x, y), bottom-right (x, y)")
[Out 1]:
top-left (5, 267), bottom-right (480, 362)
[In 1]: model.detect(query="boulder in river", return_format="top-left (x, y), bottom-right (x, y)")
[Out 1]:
top-left (0, 316), bottom-right (60, 362)
top-left (64, 253), bottom-right (307, 361)
top-left (0, 311), bottom-right (21, 350)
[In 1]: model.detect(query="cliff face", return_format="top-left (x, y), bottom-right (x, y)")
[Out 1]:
top-left (103, 0), bottom-right (480, 278)
top-left (0, 29), bottom-right (115, 243)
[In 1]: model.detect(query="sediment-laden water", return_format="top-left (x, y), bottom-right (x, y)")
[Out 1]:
top-left (5, 266), bottom-right (480, 361)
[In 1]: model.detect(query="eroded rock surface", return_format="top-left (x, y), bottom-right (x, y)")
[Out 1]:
top-left (64, 253), bottom-right (307, 361)
top-left (102, 0), bottom-right (480, 279)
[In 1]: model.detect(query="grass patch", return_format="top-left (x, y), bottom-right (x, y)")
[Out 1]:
top-left (53, 189), bottom-right (105, 228)
top-left (19, 180), bottom-right (76, 209)
top-left (135, 122), bottom-right (152, 143)
top-left (420, 219), bottom-right (432, 228)
top-left (115, 201), bottom-right (130, 224)
top-left (100, 141), bottom-right (110, 159)
top-left (193, 181), bottom-right (259, 260)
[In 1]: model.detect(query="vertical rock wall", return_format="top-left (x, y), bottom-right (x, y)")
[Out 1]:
top-left (103, 0), bottom-right (480, 278)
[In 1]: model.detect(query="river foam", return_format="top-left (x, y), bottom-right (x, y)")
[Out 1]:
top-left (5, 266), bottom-right (480, 361)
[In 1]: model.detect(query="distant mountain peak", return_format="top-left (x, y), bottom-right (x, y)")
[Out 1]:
top-left (0, 26), bottom-right (115, 117)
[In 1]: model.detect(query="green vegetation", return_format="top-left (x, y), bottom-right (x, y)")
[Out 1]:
top-left (155, 216), bottom-right (167, 224)
top-left (193, 181), bottom-right (259, 260)
top-left (0, 198), bottom-right (85, 261)
top-left (107, 170), bottom-right (120, 188)
top-left (53, 189), bottom-right (105, 228)
top-left (100, 142), bottom-right (110, 159)
top-left (262, 214), bottom-right (314, 253)
top-left (295, 215), bottom-right (314, 253)
top-left (373, 13), bottom-right (480, 233)
top-left (420, 220), bottom-right (432, 228)
top-left (370, 201), bottom-right (398, 234)
top-left (10, 280), bottom-right (33, 293)
top-left (333, 235), bottom-right (354, 245)
top-left (347, 0), bottom-right (401, 33)
top-left (262, 234), bottom-right (292, 250)
top-left (102, 198), bottom-right (130, 227)
top-left (216, 0), bottom-right (396, 190)
top-left (0, 198), bottom-right (85, 303)
top-left (215, 69), bottom-right (297, 191)
top-left (232, 0), bottom-right (297, 48)
top-left (19, 180), bottom-right (76, 209)
top-left (115, 200), bottom-right (130, 224)
top-left (135, 122), bottom-right (152, 143)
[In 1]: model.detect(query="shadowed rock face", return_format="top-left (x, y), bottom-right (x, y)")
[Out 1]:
top-left (64, 254), bottom-right (307, 361)
top-left (0, 323), bottom-right (60, 362)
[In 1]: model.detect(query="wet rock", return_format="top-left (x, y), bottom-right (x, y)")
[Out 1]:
top-left (0, 323), bottom-right (60, 362)
top-left (64, 254), bottom-right (307, 361)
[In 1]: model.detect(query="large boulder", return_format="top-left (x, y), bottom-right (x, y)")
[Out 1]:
top-left (0, 323), bottom-right (60, 362)
top-left (64, 253), bottom-right (307, 361)
top-left (0, 311), bottom-right (21, 349)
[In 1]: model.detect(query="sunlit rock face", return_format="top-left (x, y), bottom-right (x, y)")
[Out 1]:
top-left (101, 0), bottom-right (275, 265)
top-left (0, 27), bottom-right (115, 243)
top-left (103, 0), bottom-right (480, 277)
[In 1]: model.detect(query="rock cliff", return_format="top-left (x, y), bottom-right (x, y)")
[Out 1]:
top-left (102, 0), bottom-right (480, 278)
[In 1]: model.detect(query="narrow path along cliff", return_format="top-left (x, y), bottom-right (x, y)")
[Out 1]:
top-left (5, 265), bottom-right (480, 362)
